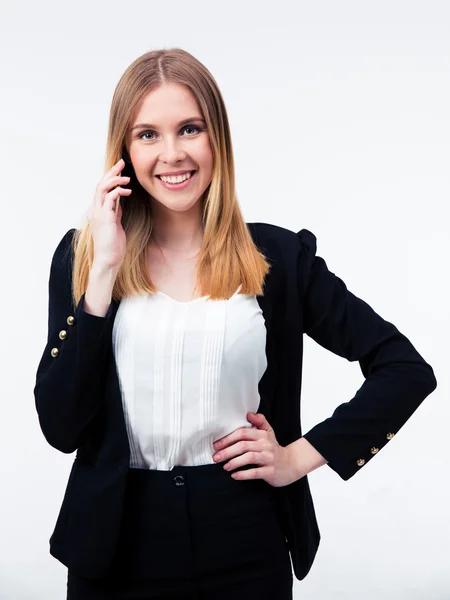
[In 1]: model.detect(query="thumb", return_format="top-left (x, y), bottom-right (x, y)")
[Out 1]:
top-left (247, 412), bottom-right (268, 429)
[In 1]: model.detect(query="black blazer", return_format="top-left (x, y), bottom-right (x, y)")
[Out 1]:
top-left (33, 223), bottom-right (437, 581)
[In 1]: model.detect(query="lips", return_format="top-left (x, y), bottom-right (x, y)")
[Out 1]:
top-left (155, 169), bottom-right (198, 191)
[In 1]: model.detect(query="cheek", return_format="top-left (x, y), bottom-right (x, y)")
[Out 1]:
top-left (130, 153), bottom-right (156, 182)
top-left (131, 152), bottom-right (149, 171)
top-left (198, 143), bottom-right (214, 172)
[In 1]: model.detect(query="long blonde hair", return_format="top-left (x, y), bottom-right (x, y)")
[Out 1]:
top-left (71, 48), bottom-right (271, 307)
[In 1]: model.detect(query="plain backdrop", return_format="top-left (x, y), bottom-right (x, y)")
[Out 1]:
top-left (1, 1), bottom-right (448, 598)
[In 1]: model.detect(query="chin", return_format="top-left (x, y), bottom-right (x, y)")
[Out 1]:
top-left (150, 196), bottom-right (203, 212)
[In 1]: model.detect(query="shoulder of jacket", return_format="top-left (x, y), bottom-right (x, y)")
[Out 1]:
top-left (247, 221), bottom-right (317, 252)
top-left (51, 228), bottom-right (78, 271)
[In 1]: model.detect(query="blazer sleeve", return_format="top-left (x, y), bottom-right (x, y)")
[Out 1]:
top-left (297, 228), bottom-right (437, 481)
top-left (33, 228), bottom-right (116, 454)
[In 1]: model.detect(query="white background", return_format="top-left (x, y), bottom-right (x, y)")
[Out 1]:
top-left (1, 1), bottom-right (449, 598)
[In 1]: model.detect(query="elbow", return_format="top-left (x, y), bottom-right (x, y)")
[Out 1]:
top-left (35, 389), bottom-right (81, 455)
top-left (37, 414), bottom-right (79, 454)
top-left (421, 361), bottom-right (438, 396)
top-left (428, 369), bottom-right (438, 395)
top-left (47, 436), bottom-right (78, 455)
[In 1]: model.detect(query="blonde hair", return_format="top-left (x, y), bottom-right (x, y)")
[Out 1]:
top-left (71, 48), bottom-right (271, 307)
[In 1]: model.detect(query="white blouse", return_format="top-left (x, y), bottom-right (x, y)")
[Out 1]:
top-left (111, 285), bottom-right (268, 471)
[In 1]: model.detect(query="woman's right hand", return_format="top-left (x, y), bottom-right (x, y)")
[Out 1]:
top-left (87, 158), bottom-right (132, 271)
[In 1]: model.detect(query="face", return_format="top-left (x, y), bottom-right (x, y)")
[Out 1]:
top-left (126, 83), bottom-right (214, 216)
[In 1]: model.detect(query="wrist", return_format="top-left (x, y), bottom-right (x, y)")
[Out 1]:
top-left (84, 264), bottom-right (118, 317)
top-left (90, 262), bottom-right (119, 282)
top-left (286, 436), bottom-right (328, 481)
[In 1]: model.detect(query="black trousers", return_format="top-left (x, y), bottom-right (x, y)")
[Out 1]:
top-left (67, 462), bottom-right (293, 599)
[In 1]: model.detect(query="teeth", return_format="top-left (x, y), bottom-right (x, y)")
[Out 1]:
top-left (160, 171), bottom-right (193, 184)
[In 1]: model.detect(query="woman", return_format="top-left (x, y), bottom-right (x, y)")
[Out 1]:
top-left (34, 48), bottom-right (437, 599)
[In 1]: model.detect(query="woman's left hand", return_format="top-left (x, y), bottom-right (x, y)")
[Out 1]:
top-left (212, 412), bottom-right (300, 487)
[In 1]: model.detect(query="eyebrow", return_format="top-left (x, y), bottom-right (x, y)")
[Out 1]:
top-left (130, 117), bottom-right (206, 132)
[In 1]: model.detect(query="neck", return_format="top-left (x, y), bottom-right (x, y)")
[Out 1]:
top-left (150, 203), bottom-right (204, 252)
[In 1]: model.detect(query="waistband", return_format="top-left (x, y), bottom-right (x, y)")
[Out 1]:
top-left (126, 462), bottom-right (274, 496)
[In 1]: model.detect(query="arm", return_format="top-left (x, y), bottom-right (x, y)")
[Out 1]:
top-left (33, 229), bottom-right (117, 454)
top-left (296, 229), bottom-right (437, 481)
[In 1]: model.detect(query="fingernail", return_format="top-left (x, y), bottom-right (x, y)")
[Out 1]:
top-left (213, 441), bottom-right (221, 449)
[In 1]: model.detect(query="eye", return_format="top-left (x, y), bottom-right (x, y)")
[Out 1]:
top-left (138, 124), bottom-right (202, 141)
top-left (138, 131), bottom-right (155, 141)
top-left (183, 125), bottom-right (201, 135)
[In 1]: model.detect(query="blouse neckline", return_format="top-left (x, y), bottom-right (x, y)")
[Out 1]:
top-left (155, 290), bottom-right (210, 305)
top-left (154, 284), bottom-right (242, 305)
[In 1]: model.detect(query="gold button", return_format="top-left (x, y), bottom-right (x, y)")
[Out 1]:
top-left (67, 316), bottom-right (75, 326)
top-left (370, 447), bottom-right (379, 454)
top-left (51, 348), bottom-right (59, 358)
top-left (386, 433), bottom-right (395, 440)
top-left (59, 330), bottom-right (68, 340)
top-left (356, 459), bottom-right (365, 467)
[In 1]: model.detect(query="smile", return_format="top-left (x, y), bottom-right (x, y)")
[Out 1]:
top-left (156, 170), bottom-right (197, 190)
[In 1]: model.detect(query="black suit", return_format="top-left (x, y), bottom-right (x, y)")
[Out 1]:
top-left (34, 223), bottom-right (437, 581)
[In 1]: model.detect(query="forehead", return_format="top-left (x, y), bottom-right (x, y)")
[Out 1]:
top-left (132, 83), bottom-right (201, 123)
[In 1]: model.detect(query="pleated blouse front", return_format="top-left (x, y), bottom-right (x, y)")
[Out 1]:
top-left (111, 286), bottom-right (268, 471)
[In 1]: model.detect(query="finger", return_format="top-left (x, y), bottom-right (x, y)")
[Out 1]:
top-left (214, 441), bottom-right (261, 463)
top-left (93, 175), bottom-right (130, 210)
top-left (99, 175), bottom-right (130, 196)
top-left (103, 174), bottom-right (130, 188)
top-left (101, 189), bottom-right (128, 219)
top-left (224, 451), bottom-right (265, 473)
top-left (213, 428), bottom-right (260, 449)
top-left (213, 425), bottom-right (255, 445)
top-left (224, 452), bottom-right (259, 471)
top-left (97, 158), bottom-right (125, 192)
top-left (104, 187), bottom-right (131, 213)
top-left (230, 467), bottom-right (263, 480)
top-left (108, 157), bottom-right (125, 176)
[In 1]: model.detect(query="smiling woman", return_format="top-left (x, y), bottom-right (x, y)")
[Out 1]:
top-left (34, 46), bottom-right (437, 600)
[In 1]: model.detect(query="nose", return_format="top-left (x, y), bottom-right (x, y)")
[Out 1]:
top-left (159, 136), bottom-right (187, 164)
